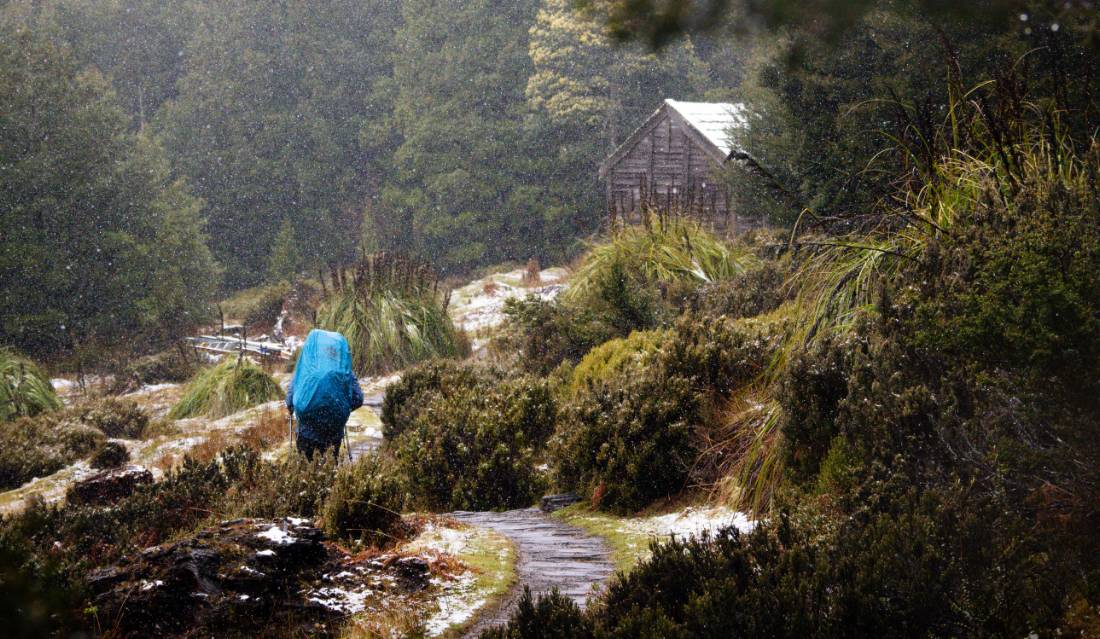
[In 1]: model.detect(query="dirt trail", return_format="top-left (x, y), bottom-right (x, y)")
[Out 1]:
top-left (356, 385), bottom-right (615, 637)
top-left (451, 508), bottom-right (615, 638)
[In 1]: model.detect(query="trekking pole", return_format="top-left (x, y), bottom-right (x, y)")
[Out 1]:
top-left (343, 422), bottom-right (353, 464)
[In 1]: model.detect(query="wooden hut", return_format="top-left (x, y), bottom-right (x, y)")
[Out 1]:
top-left (598, 99), bottom-right (757, 233)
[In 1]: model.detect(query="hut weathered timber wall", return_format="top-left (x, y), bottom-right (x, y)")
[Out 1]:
top-left (598, 99), bottom-right (762, 234)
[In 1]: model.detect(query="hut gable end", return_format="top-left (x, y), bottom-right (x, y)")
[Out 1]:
top-left (599, 99), bottom-right (749, 231)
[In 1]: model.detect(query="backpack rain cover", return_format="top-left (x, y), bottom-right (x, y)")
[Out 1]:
top-left (290, 329), bottom-right (357, 431)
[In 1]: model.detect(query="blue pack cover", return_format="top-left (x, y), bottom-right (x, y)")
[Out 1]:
top-left (290, 329), bottom-right (357, 428)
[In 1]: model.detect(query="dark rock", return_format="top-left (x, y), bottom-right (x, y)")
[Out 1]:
top-left (85, 517), bottom-right (432, 638)
top-left (68, 465), bottom-right (152, 506)
top-left (540, 493), bottom-right (582, 513)
top-left (394, 556), bottom-right (430, 589)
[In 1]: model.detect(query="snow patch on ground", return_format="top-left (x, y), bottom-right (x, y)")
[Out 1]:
top-left (50, 378), bottom-right (76, 392)
top-left (407, 522), bottom-right (474, 557)
top-left (448, 267), bottom-right (569, 336)
top-left (359, 372), bottom-right (402, 399)
top-left (256, 524), bottom-right (296, 545)
top-left (308, 585), bottom-right (373, 614)
top-left (425, 572), bottom-right (481, 636)
top-left (126, 382), bottom-right (179, 395)
top-left (626, 506), bottom-right (755, 540)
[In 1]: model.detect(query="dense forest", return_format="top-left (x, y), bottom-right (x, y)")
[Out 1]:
top-left (0, 0), bottom-right (736, 364)
top-left (1, 1), bottom-right (1099, 637)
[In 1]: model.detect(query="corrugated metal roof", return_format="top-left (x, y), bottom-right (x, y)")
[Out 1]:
top-left (664, 99), bottom-right (746, 157)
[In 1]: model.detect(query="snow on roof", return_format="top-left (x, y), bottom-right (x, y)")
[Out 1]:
top-left (663, 99), bottom-right (746, 158)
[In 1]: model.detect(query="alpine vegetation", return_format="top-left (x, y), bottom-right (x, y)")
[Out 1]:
top-left (566, 212), bottom-right (755, 330)
top-left (0, 348), bottom-right (62, 422)
top-left (168, 359), bottom-right (282, 419)
top-left (316, 252), bottom-right (465, 376)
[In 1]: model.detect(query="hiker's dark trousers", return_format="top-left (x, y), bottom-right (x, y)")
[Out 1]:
top-left (296, 435), bottom-right (340, 461)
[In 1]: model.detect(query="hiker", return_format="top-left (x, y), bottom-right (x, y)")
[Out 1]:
top-left (286, 329), bottom-right (363, 460)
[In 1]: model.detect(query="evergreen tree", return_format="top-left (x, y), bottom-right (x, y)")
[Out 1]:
top-left (267, 218), bottom-right (302, 284)
top-left (157, 0), bottom-right (401, 288)
top-left (0, 26), bottom-right (219, 362)
top-left (527, 0), bottom-right (710, 148)
top-left (383, 0), bottom-right (566, 274)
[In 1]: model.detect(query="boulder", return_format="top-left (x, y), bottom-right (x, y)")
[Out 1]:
top-left (68, 465), bottom-right (152, 506)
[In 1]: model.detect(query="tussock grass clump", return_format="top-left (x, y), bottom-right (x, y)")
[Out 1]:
top-left (316, 252), bottom-right (465, 376)
top-left (566, 212), bottom-right (755, 311)
top-left (725, 107), bottom-right (1100, 513)
top-left (168, 359), bottom-right (282, 419)
top-left (0, 348), bottom-right (62, 423)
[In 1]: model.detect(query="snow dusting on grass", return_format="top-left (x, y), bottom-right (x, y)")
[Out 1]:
top-left (401, 518), bottom-right (516, 637)
top-left (425, 573), bottom-right (481, 636)
top-left (309, 585), bottom-right (373, 615)
top-left (640, 506), bottom-right (755, 538)
top-left (555, 504), bottom-right (756, 573)
top-left (448, 266), bottom-right (569, 337)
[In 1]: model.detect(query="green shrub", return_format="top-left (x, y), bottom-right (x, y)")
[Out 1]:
top-left (220, 281), bottom-right (291, 329)
top-left (569, 329), bottom-right (669, 396)
top-left (489, 481), bottom-right (1083, 638)
top-left (496, 296), bottom-right (618, 375)
top-left (0, 412), bottom-right (105, 490)
top-left (219, 446), bottom-right (338, 519)
top-left (321, 455), bottom-right (406, 545)
top-left (552, 313), bottom-right (783, 512)
top-left (316, 253), bottom-right (464, 376)
top-left (76, 397), bottom-right (150, 439)
top-left (168, 359), bottom-right (282, 419)
top-left (0, 537), bottom-right (79, 638)
top-left (691, 259), bottom-right (789, 319)
top-left (776, 334), bottom-right (860, 482)
top-left (0, 348), bottom-right (62, 423)
top-left (660, 313), bottom-right (785, 398)
top-left (90, 441), bottom-right (130, 469)
top-left (479, 587), bottom-right (592, 639)
top-left (393, 373), bottom-right (555, 511)
top-left (381, 359), bottom-right (501, 441)
top-left (109, 347), bottom-right (199, 393)
top-left (553, 368), bottom-right (698, 513)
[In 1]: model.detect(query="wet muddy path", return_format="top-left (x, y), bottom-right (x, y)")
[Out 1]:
top-left (451, 508), bottom-right (615, 637)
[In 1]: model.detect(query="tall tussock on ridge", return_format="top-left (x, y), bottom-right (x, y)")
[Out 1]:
top-left (316, 251), bottom-right (465, 376)
top-left (0, 348), bottom-right (62, 423)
